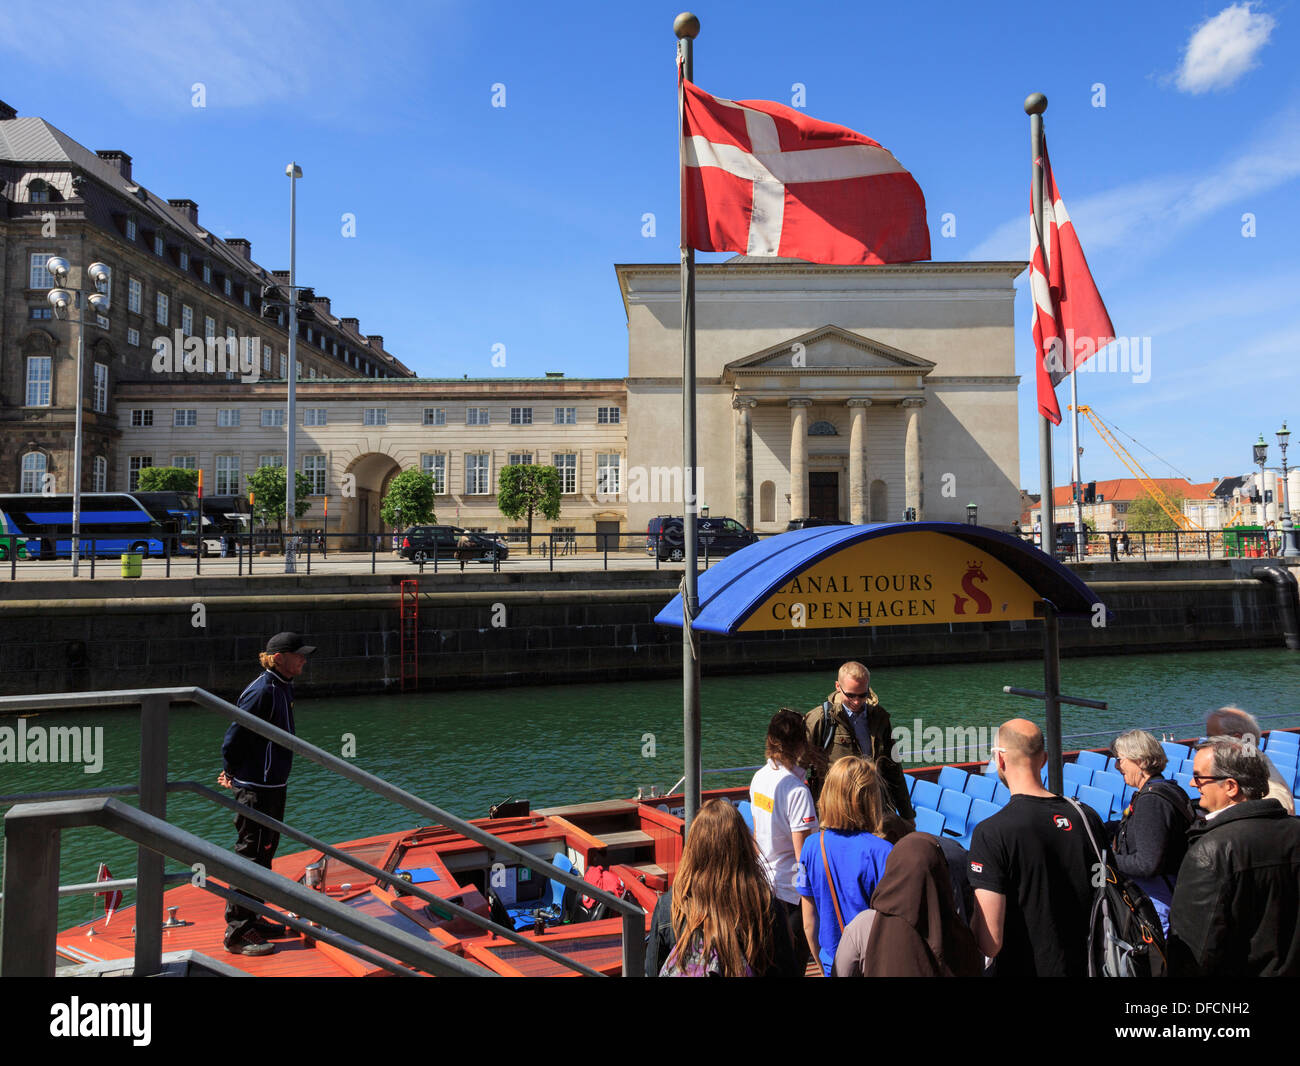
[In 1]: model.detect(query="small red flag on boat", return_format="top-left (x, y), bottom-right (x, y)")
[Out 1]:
top-left (96, 862), bottom-right (123, 925)
top-left (681, 78), bottom-right (930, 265)
top-left (1030, 138), bottom-right (1115, 424)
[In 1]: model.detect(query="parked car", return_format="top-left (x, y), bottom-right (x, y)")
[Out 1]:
top-left (785, 517), bottom-right (850, 531)
top-left (644, 515), bottom-right (758, 562)
top-left (400, 525), bottom-right (509, 563)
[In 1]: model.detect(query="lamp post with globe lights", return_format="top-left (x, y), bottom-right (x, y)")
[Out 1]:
top-left (45, 256), bottom-right (112, 577)
top-left (1253, 435), bottom-right (1269, 551)
top-left (1279, 421), bottom-right (1297, 558)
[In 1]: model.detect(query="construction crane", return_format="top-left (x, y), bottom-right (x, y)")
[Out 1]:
top-left (1072, 405), bottom-right (1203, 531)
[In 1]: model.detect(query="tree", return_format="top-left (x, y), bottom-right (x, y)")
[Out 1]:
top-left (380, 469), bottom-right (436, 530)
top-left (1126, 492), bottom-right (1184, 532)
top-left (245, 466), bottom-right (312, 532)
top-left (136, 466), bottom-right (198, 493)
top-left (498, 465), bottom-right (561, 551)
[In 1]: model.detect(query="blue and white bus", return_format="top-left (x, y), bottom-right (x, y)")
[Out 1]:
top-left (0, 493), bottom-right (168, 559)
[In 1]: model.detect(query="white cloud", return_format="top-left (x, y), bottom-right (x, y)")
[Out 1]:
top-left (967, 106), bottom-right (1300, 262)
top-left (1176, 3), bottom-right (1276, 94)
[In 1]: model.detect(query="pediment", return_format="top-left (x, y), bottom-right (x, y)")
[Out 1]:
top-left (724, 325), bottom-right (936, 376)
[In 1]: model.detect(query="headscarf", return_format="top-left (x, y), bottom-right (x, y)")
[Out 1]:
top-left (862, 832), bottom-right (983, 977)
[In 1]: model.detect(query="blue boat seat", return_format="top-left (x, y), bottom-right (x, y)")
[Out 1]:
top-left (963, 775), bottom-right (996, 803)
top-left (736, 799), bottom-right (754, 832)
top-left (1063, 763), bottom-right (1093, 787)
top-left (1161, 741), bottom-right (1190, 765)
top-left (1061, 780), bottom-right (1080, 799)
top-left (504, 852), bottom-right (574, 930)
top-left (914, 807), bottom-right (945, 837)
top-left (1105, 757), bottom-right (1120, 775)
top-left (1076, 785), bottom-right (1112, 818)
top-left (992, 781), bottom-right (1011, 806)
top-left (1090, 772), bottom-right (1126, 817)
top-left (1075, 750), bottom-right (1108, 773)
top-left (906, 774), bottom-right (918, 796)
top-left (937, 789), bottom-right (972, 839)
top-left (958, 798), bottom-right (1001, 847)
top-left (912, 779), bottom-right (942, 812)
top-left (1267, 730), bottom-right (1299, 753)
top-left (937, 766), bottom-right (969, 794)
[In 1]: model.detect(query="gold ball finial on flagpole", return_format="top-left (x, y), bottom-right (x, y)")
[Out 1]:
top-left (1024, 92), bottom-right (1048, 115)
top-left (674, 12), bottom-right (700, 38)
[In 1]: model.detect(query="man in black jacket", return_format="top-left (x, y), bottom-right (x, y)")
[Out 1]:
top-left (218, 632), bottom-right (314, 955)
top-left (1168, 736), bottom-right (1300, 977)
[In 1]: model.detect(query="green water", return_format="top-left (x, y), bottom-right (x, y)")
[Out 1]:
top-left (3, 647), bottom-right (1298, 928)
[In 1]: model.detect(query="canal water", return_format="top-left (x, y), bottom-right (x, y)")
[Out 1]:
top-left (3, 647), bottom-right (1298, 929)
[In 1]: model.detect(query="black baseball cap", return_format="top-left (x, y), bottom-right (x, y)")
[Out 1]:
top-left (266, 632), bottom-right (316, 655)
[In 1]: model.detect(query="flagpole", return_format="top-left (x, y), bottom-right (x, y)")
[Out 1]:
top-left (675, 10), bottom-right (701, 831)
top-left (1026, 91), bottom-right (1062, 795)
top-left (1071, 373), bottom-right (1084, 556)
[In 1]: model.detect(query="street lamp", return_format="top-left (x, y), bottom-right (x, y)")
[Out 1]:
top-left (45, 256), bottom-right (111, 577)
top-left (966, 502), bottom-right (978, 526)
top-left (1278, 421), bottom-right (1297, 558)
top-left (1253, 434), bottom-right (1269, 532)
top-left (284, 162), bottom-right (302, 573)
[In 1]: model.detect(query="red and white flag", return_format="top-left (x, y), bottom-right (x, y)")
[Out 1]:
top-left (682, 79), bottom-right (930, 265)
top-left (96, 862), bottom-right (123, 926)
top-left (1030, 138), bottom-right (1115, 424)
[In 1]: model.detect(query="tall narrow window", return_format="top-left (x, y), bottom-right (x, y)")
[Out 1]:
top-left (155, 292), bottom-right (169, 326)
top-left (29, 253), bottom-right (55, 289)
top-left (92, 455), bottom-right (107, 492)
top-left (215, 455), bottom-right (240, 495)
top-left (128, 456), bottom-right (153, 492)
top-left (596, 453), bottom-right (621, 497)
top-left (553, 453), bottom-right (577, 493)
top-left (128, 278), bottom-right (142, 314)
top-left (26, 356), bottom-right (52, 406)
top-left (465, 454), bottom-right (490, 494)
top-left (181, 305), bottom-right (193, 336)
top-left (421, 454), bottom-right (446, 494)
top-left (20, 452), bottom-right (47, 493)
top-left (92, 363), bottom-right (108, 413)
top-left (303, 455), bottom-right (327, 495)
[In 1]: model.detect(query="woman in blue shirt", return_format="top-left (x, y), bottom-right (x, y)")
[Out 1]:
top-left (798, 756), bottom-right (894, 975)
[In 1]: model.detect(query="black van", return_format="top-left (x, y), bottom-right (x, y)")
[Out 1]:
top-left (401, 525), bottom-right (509, 563)
top-left (644, 515), bottom-right (758, 562)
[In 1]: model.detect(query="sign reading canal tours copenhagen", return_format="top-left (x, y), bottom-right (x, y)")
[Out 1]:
top-left (737, 532), bottom-right (1043, 631)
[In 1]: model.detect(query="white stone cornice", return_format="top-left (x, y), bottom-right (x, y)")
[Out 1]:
top-left (787, 398), bottom-right (814, 408)
top-left (900, 397), bottom-right (927, 409)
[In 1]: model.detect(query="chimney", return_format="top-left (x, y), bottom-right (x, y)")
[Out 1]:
top-left (271, 269), bottom-right (290, 282)
top-left (366, 335), bottom-right (384, 349)
top-left (0, 100), bottom-right (16, 121)
top-left (95, 150), bottom-right (133, 181)
top-left (168, 198), bottom-right (199, 224)
top-left (340, 317), bottom-right (360, 331)
top-left (226, 238), bottom-right (252, 259)
top-left (545, 371), bottom-right (564, 378)
top-left (313, 296), bottom-right (331, 315)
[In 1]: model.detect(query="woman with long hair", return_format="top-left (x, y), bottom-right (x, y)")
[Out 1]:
top-left (660, 799), bottom-right (798, 977)
top-left (797, 755), bottom-right (894, 975)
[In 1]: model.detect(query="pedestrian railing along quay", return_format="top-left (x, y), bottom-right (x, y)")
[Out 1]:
top-left (0, 687), bottom-right (645, 978)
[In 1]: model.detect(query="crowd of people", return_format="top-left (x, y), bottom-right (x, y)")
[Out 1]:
top-left (653, 660), bottom-right (1300, 978)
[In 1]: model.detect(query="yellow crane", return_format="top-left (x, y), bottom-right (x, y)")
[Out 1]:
top-left (1072, 405), bottom-right (1203, 531)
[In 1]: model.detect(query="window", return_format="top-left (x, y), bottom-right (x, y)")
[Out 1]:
top-left (128, 277), bottom-right (142, 314)
top-left (128, 456), bottom-right (153, 492)
top-left (171, 455), bottom-right (197, 469)
top-left (202, 262), bottom-right (211, 284)
top-left (204, 315), bottom-right (216, 339)
top-left (181, 305), bottom-right (193, 336)
top-left (465, 454), bottom-right (490, 494)
top-left (304, 408), bottom-right (327, 426)
top-left (91, 364), bottom-right (108, 413)
top-left (20, 453), bottom-right (47, 494)
top-left (466, 408), bottom-right (489, 425)
top-left (131, 409), bottom-right (154, 427)
top-left (306, 328), bottom-right (313, 344)
top-left (261, 409), bottom-right (285, 427)
top-left (554, 407), bottom-right (576, 425)
top-left (303, 455), bottom-right (327, 495)
top-left (510, 407), bottom-right (533, 425)
top-left (127, 327), bottom-right (140, 347)
top-left (553, 453), bottom-right (577, 493)
top-left (363, 408), bottom-right (387, 426)
top-left (154, 235), bottom-right (165, 257)
top-left (223, 277), bottom-right (232, 297)
top-left (243, 289), bottom-right (251, 308)
top-left (296, 361), bottom-right (302, 380)
top-left (215, 455), bottom-right (240, 495)
top-left (263, 345), bottom-right (272, 372)
top-left (598, 406), bottom-right (621, 425)
top-left (29, 253), bottom-right (55, 290)
top-left (421, 454), bottom-right (446, 494)
top-left (225, 328), bottom-right (238, 379)
top-left (179, 250), bottom-right (190, 271)
top-left (25, 356), bottom-right (52, 406)
top-left (92, 456), bottom-right (107, 493)
top-left (424, 407), bottom-right (446, 426)
top-left (155, 292), bottom-right (168, 326)
top-left (217, 409), bottom-right (240, 427)
top-left (597, 453), bottom-right (621, 497)
top-left (258, 454), bottom-right (283, 468)
top-left (279, 354), bottom-right (287, 378)
top-left (245, 336), bottom-right (259, 369)
top-left (29, 181), bottom-right (49, 204)
top-left (508, 453), bottom-right (533, 467)
top-left (126, 217), bottom-right (137, 242)
top-left (29, 306), bottom-right (52, 320)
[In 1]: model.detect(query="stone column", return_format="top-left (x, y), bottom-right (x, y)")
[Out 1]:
top-left (902, 397), bottom-right (926, 520)
top-left (788, 399), bottom-right (813, 521)
top-left (847, 399), bottom-right (871, 524)
top-left (732, 397), bottom-right (756, 530)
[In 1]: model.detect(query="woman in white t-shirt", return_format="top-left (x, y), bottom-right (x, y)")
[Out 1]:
top-left (749, 708), bottom-right (823, 974)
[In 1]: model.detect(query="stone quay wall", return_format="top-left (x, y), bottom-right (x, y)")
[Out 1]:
top-left (0, 560), bottom-right (1295, 702)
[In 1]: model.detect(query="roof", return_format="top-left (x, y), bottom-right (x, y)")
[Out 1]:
top-left (1045, 478), bottom-right (1215, 506)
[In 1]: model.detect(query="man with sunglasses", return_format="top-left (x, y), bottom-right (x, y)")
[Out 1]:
top-left (804, 661), bottom-right (914, 823)
top-left (1167, 736), bottom-right (1300, 976)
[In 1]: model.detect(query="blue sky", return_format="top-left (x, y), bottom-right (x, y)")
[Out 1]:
top-left (2, 1), bottom-right (1296, 493)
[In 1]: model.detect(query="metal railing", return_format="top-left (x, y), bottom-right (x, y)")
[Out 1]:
top-left (0, 686), bottom-right (645, 978)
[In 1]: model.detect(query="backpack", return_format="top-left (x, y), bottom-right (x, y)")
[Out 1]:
top-left (1065, 797), bottom-right (1167, 977)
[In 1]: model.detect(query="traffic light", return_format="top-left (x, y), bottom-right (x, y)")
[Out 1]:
top-left (295, 287), bottom-right (316, 322)
top-left (260, 283), bottom-right (286, 319)
top-left (1085, 481), bottom-right (1096, 504)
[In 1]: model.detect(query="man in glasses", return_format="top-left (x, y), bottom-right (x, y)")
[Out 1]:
top-left (804, 661), bottom-right (914, 823)
top-left (1167, 736), bottom-right (1300, 976)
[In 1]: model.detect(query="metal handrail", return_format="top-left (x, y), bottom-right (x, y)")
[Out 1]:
top-left (0, 685), bottom-right (645, 977)
top-left (662, 765), bottom-right (762, 798)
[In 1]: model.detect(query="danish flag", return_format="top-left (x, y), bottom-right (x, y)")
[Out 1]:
top-left (1030, 138), bottom-right (1114, 424)
top-left (96, 862), bottom-right (123, 925)
top-left (682, 79), bottom-right (930, 265)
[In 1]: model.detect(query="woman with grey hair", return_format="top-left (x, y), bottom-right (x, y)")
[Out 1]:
top-left (1107, 729), bottom-right (1196, 934)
